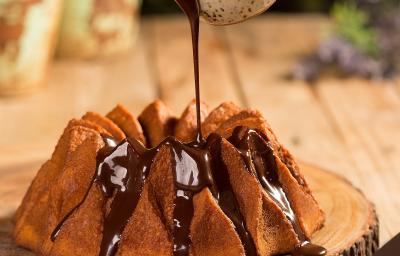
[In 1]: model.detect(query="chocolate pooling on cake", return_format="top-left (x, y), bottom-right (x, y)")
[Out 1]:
top-left (52, 135), bottom-right (215, 256)
top-left (52, 128), bottom-right (326, 256)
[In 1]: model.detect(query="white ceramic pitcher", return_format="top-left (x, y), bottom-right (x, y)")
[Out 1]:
top-left (198, 0), bottom-right (276, 25)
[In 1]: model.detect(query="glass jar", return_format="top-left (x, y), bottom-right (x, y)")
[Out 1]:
top-left (56, 0), bottom-right (142, 59)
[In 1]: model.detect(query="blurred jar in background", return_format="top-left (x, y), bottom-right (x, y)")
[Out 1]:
top-left (0, 0), bottom-right (62, 96)
top-left (57, 0), bottom-right (141, 59)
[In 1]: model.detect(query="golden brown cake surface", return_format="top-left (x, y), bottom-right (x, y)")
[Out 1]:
top-left (14, 100), bottom-right (325, 256)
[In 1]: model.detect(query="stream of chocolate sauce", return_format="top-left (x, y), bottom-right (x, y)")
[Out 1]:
top-left (174, 0), bottom-right (203, 143)
top-left (51, 0), bottom-right (327, 255)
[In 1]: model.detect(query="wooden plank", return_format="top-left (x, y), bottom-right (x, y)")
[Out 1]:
top-left (222, 15), bottom-right (355, 176)
top-left (0, 161), bottom-right (40, 218)
top-left (0, 25), bottom-right (156, 167)
top-left (316, 79), bottom-right (400, 243)
top-left (150, 16), bottom-right (244, 114)
top-left (396, 78), bottom-right (400, 95)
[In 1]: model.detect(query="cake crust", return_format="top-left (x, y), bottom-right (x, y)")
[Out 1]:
top-left (14, 100), bottom-right (325, 256)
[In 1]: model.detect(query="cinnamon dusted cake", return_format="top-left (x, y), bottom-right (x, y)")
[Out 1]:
top-left (14, 100), bottom-right (325, 256)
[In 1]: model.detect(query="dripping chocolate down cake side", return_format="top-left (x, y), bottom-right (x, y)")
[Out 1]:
top-left (12, 0), bottom-right (379, 255)
top-left (13, 100), bottom-right (327, 256)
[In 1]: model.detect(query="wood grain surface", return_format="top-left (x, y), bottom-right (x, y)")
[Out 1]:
top-left (0, 15), bottom-right (399, 246)
top-left (0, 162), bottom-right (378, 256)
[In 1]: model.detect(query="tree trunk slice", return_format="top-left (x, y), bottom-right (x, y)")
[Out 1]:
top-left (303, 164), bottom-right (379, 256)
top-left (0, 162), bottom-right (379, 255)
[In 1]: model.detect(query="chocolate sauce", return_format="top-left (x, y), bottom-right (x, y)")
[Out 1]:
top-left (228, 126), bottom-right (326, 256)
top-left (175, 0), bottom-right (203, 142)
top-left (207, 134), bottom-right (257, 256)
top-left (96, 138), bottom-right (153, 256)
top-left (51, 135), bottom-right (214, 256)
top-left (52, 128), bottom-right (326, 256)
top-left (292, 241), bottom-right (327, 256)
top-left (228, 126), bottom-right (305, 240)
top-left (168, 139), bottom-right (214, 256)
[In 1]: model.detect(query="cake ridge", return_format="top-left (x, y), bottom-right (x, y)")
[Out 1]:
top-left (207, 133), bottom-right (257, 255)
top-left (228, 126), bottom-right (306, 241)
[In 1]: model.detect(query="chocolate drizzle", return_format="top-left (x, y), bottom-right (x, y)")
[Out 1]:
top-left (168, 139), bottom-right (214, 256)
top-left (174, 0), bottom-right (203, 143)
top-left (228, 126), bottom-right (326, 256)
top-left (228, 126), bottom-right (305, 239)
top-left (93, 137), bottom-right (215, 256)
top-left (51, 136), bottom-right (150, 256)
top-left (207, 133), bottom-right (257, 256)
top-left (95, 138), bottom-right (153, 256)
top-left (292, 241), bottom-right (328, 256)
top-left (51, 126), bottom-right (326, 256)
top-left (51, 135), bottom-right (215, 256)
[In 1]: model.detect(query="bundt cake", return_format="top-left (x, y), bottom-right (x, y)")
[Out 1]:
top-left (14, 100), bottom-right (326, 256)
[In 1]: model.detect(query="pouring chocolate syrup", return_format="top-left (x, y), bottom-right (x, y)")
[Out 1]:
top-left (51, 1), bottom-right (327, 256)
top-left (175, 0), bottom-right (203, 143)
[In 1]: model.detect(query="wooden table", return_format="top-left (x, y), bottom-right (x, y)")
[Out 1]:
top-left (0, 15), bottom-right (399, 245)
